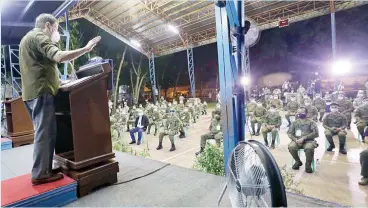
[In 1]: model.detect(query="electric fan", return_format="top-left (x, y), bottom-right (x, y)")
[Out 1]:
top-left (244, 17), bottom-right (261, 48)
top-left (218, 140), bottom-right (287, 207)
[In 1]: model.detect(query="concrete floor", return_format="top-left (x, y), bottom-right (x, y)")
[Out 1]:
top-left (122, 109), bottom-right (368, 207)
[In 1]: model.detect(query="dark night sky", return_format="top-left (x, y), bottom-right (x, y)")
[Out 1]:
top-left (76, 4), bottom-right (368, 89)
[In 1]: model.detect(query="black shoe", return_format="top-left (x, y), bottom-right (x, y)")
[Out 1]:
top-left (195, 147), bottom-right (205, 156)
top-left (326, 145), bottom-right (335, 152)
top-left (264, 142), bottom-right (269, 147)
top-left (347, 126), bottom-right (351, 130)
top-left (169, 144), bottom-right (176, 152)
top-left (270, 144), bottom-right (275, 149)
top-left (251, 132), bottom-right (256, 136)
top-left (319, 118), bottom-right (323, 122)
top-left (156, 142), bottom-right (163, 150)
top-left (305, 167), bottom-right (313, 173)
top-left (137, 141), bottom-right (141, 145)
top-left (339, 148), bottom-right (347, 154)
top-left (129, 141), bottom-right (136, 144)
top-left (287, 123), bottom-right (291, 127)
top-left (147, 132), bottom-right (150, 135)
top-left (292, 161), bottom-right (303, 170)
top-left (154, 133), bottom-right (157, 136)
top-left (255, 132), bottom-right (260, 136)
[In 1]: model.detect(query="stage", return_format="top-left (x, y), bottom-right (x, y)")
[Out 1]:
top-left (1, 144), bottom-right (346, 207)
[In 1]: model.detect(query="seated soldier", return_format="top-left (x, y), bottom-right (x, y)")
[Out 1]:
top-left (178, 108), bottom-right (190, 138)
top-left (288, 107), bottom-right (319, 173)
top-left (212, 103), bottom-right (221, 118)
top-left (147, 106), bottom-right (161, 136)
top-left (285, 95), bottom-right (299, 127)
top-left (195, 114), bottom-right (222, 155)
top-left (129, 109), bottom-right (149, 145)
top-left (312, 92), bottom-right (326, 122)
top-left (262, 105), bottom-right (282, 149)
top-left (246, 97), bottom-right (257, 119)
top-left (355, 98), bottom-right (368, 143)
top-left (250, 100), bottom-right (266, 136)
top-left (359, 147), bottom-right (368, 186)
top-left (323, 102), bottom-right (347, 154)
top-left (202, 101), bottom-right (208, 115)
top-left (156, 109), bottom-right (182, 152)
top-left (126, 105), bottom-right (138, 131)
top-left (304, 99), bottom-right (318, 122)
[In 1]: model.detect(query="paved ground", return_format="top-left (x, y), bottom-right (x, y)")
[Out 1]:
top-left (122, 108), bottom-right (368, 207)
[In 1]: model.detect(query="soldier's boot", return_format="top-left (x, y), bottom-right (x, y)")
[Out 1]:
top-left (290, 150), bottom-right (303, 170)
top-left (270, 138), bottom-right (276, 149)
top-left (147, 126), bottom-right (151, 135)
top-left (169, 143), bottom-right (176, 152)
top-left (263, 137), bottom-right (269, 147)
top-left (255, 126), bottom-right (261, 136)
top-left (347, 122), bottom-right (351, 130)
top-left (326, 137), bottom-right (335, 152)
top-left (251, 127), bottom-right (256, 136)
top-left (319, 112), bottom-right (324, 122)
top-left (195, 147), bottom-right (205, 156)
top-left (156, 142), bottom-right (163, 150)
top-left (179, 131), bottom-right (186, 138)
top-left (339, 143), bottom-right (347, 154)
top-left (154, 129), bottom-right (157, 136)
top-left (305, 160), bottom-right (313, 173)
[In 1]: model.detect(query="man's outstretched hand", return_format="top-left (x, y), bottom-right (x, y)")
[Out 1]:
top-left (85, 36), bottom-right (101, 52)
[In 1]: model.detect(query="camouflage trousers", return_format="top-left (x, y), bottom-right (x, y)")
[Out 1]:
top-left (261, 126), bottom-right (278, 144)
top-left (316, 106), bottom-right (325, 119)
top-left (250, 117), bottom-right (262, 133)
top-left (325, 129), bottom-right (347, 146)
top-left (148, 121), bottom-right (161, 135)
top-left (127, 120), bottom-right (135, 130)
top-left (343, 112), bottom-right (352, 125)
top-left (200, 132), bottom-right (222, 148)
top-left (159, 131), bottom-right (177, 144)
top-left (285, 112), bottom-right (297, 124)
top-left (361, 150), bottom-right (368, 177)
top-left (288, 140), bottom-right (318, 163)
top-left (356, 121), bottom-right (368, 138)
top-left (180, 122), bottom-right (189, 132)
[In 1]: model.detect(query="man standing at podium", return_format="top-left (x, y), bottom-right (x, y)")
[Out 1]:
top-left (19, 13), bottom-right (100, 185)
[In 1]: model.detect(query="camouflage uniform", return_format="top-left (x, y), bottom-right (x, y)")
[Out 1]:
top-left (355, 104), bottom-right (368, 141)
top-left (147, 110), bottom-right (161, 136)
top-left (288, 118), bottom-right (319, 173)
top-left (261, 111), bottom-right (282, 146)
top-left (305, 104), bottom-right (318, 122)
top-left (212, 107), bottom-right (221, 118)
top-left (200, 118), bottom-right (223, 148)
top-left (336, 98), bottom-right (354, 127)
top-left (312, 97), bottom-right (326, 121)
top-left (188, 105), bottom-right (197, 123)
top-left (157, 113), bottom-right (182, 151)
top-left (267, 98), bottom-right (283, 110)
top-left (178, 110), bottom-right (191, 138)
top-left (177, 103), bottom-right (185, 112)
top-left (285, 101), bottom-right (300, 125)
top-left (194, 104), bottom-right (201, 119)
top-left (246, 102), bottom-right (257, 117)
top-left (323, 111), bottom-right (347, 149)
top-left (353, 98), bottom-right (364, 109)
top-left (250, 105), bottom-right (267, 135)
top-left (127, 107), bottom-right (138, 131)
top-left (202, 102), bottom-right (208, 115)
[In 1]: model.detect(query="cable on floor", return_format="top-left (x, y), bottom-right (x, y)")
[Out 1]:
top-left (112, 163), bottom-right (171, 185)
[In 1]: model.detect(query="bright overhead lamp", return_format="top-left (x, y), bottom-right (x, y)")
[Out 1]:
top-left (168, 24), bottom-right (179, 34)
top-left (130, 39), bottom-right (141, 47)
top-left (331, 60), bottom-right (352, 75)
top-left (240, 76), bottom-right (250, 86)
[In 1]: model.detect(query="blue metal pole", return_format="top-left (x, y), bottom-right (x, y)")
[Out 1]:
top-left (330, 0), bottom-right (338, 90)
top-left (149, 53), bottom-right (157, 104)
top-left (187, 48), bottom-right (195, 98)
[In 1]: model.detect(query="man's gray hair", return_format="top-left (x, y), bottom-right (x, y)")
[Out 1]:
top-left (35, 13), bottom-right (57, 28)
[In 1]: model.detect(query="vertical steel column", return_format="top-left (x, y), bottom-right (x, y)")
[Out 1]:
top-left (330, 0), bottom-right (336, 60)
top-left (149, 53), bottom-right (157, 104)
top-left (1, 46), bottom-right (7, 100)
top-left (8, 45), bottom-right (21, 98)
top-left (62, 12), bottom-right (70, 81)
top-left (187, 47), bottom-right (195, 98)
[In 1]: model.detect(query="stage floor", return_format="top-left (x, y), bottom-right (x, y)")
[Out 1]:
top-left (1, 145), bottom-right (347, 207)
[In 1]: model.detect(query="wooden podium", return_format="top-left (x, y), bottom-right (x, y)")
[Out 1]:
top-left (53, 61), bottom-right (118, 197)
top-left (4, 97), bottom-right (34, 147)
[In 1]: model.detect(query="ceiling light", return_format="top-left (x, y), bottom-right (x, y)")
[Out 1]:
top-left (130, 39), bottom-right (141, 47)
top-left (168, 24), bottom-right (179, 34)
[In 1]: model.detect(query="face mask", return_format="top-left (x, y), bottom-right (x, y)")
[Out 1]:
top-left (274, 97), bottom-right (278, 99)
top-left (216, 105), bottom-right (220, 109)
top-left (269, 109), bottom-right (275, 113)
top-left (291, 98), bottom-right (296, 102)
top-left (257, 103), bottom-right (262, 107)
top-left (297, 114), bottom-right (306, 119)
top-left (305, 102), bottom-right (310, 106)
top-left (133, 106), bottom-right (136, 109)
top-left (358, 94), bottom-right (364, 98)
top-left (51, 29), bottom-right (60, 43)
top-left (330, 108), bottom-right (338, 113)
top-left (315, 95), bottom-right (320, 98)
top-left (338, 97), bottom-right (343, 100)
top-left (184, 109), bottom-right (188, 112)
top-left (138, 112), bottom-right (143, 116)
top-left (180, 101), bottom-right (183, 104)
top-left (326, 102), bottom-right (331, 105)
top-left (250, 99), bottom-right (255, 103)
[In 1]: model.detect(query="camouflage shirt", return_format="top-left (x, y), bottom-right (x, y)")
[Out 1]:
top-left (253, 106), bottom-right (267, 118)
top-left (164, 115), bottom-right (182, 132)
top-left (336, 99), bottom-right (354, 114)
top-left (355, 104), bottom-right (368, 123)
top-left (287, 119), bottom-right (319, 141)
top-left (209, 118), bottom-right (222, 134)
top-left (247, 102), bottom-right (257, 113)
top-left (179, 111), bottom-right (191, 124)
top-left (312, 98), bottom-right (326, 109)
top-left (287, 101), bottom-right (300, 113)
top-left (305, 105), bottom-right (318, 120)
top-left (263, 111), bottom-right (282, 127)
top-left (268, 99), bottom-right (283, 109)
top-left (323, 112), bottom-right (347, 130)
top-left (353, 98), bottom-right (364, 109)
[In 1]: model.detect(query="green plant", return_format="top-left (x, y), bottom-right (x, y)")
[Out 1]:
top-left (279, 165), bottom-right (304, 195)
top-left (194, 144), bottom-right (225, 176)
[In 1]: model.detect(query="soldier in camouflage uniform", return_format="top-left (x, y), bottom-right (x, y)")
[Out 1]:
top-left (160, 96), bottom-right (167, 106)
top-left (285, 95), bottom-right (300, 127)
top-left (212, 103), bottom-right (221, 118)
top-left (202, 101), bottom-right (208, 115)
top-left (250, 101), bottom-right (267, 136)
top-left (312, 93), bottom-right (326, 121)
top-left (156, 109), bottom-right (182, 152)
top-left (304, 99), bottom-right (318, 122)
top-left (355, 98), bottom-right (368, 143)
top-left (336, 92), bottom-right (354, 129)
top-left (194, 101), bottom-right (201, 119)
top-left (178, 108), bottom-right (191, 138)
top-left (262, 105), bottom-right (282, 149)
top-left (188, 103), bottom-right (197, 123)
top-left (127, 105), bottom-right (138, 131)
top-left (147, 106), bottom-right (161, 136)
top-left (195, 114), bottom-right (222, 155)
top-left (323, 103), bottom-right (347, 154)
top-left (267, 95), bottom-right (283, 110)
top-left (353, 90), bottom-right (365, 110)
top-left (288, 107), bottom-right (319, 173)
top-left (246, 98), bottom-right (257, 118)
